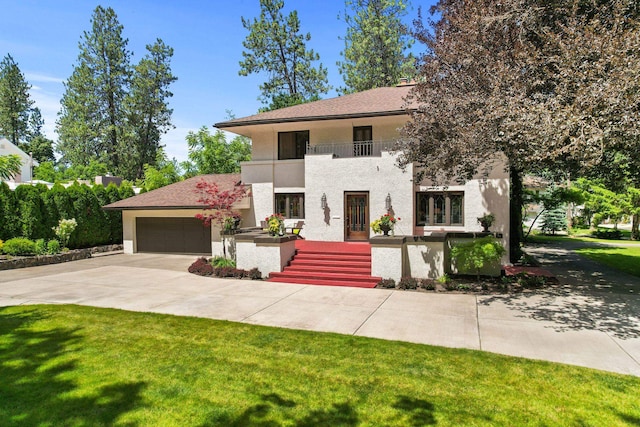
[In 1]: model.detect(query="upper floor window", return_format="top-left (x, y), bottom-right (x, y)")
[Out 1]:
top-left (353, 126), bottom-right (372, 157)
top-left (416, 192), bottom-right (464, 226)
top-left (275, 193), bottom-right (304, 218)
top-left (278, 130), bottom-right (308, 160)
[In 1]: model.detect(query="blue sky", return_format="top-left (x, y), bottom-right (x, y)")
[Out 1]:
top-left (0, 0), bottom-right (432, 163)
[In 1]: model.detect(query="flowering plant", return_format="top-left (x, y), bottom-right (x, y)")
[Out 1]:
top-left (265, 213), bottom-right (285, 235)
top-left (371, 213), bottom-right (400, 234)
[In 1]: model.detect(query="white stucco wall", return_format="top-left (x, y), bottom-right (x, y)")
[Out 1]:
top-left (236, 238), bottom-right (296, 275)
top-left (0, 137), bottom-right (35, 182)
top-left (304, 151), bottom-right (413, 242)
top-left (406, 241), bottom-right (448, 279)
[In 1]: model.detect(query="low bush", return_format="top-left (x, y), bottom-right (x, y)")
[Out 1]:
top-left (593, 228), bottom-right (622, 240)
top-left (34, 239), bottom-right (47, 255)
top-left (214, 266), bottom-right (236, 278)
top-left (248, 268), bottom-right (262, 280)
top-left (398, 276), bottom-right (418, 290)
top-left (377, 278), bottom-right (396, 289)
top-left (188, 257), bottom-right (214, 276)
top-left (232, 268), bottom-right (247, 279)
top-left (211, 256), bottom-right (236, 268)
top-left (436, 274), bottom-right (451, 284)
top-left (419, 278), bottom-right (435, 290)
top-left (47, 239), bottom-right (61, 254)
top-left (0, 239), bottom-right (3, 252)
top-left (2, 237), bottom-right (36, 256)
top-left (514, 272), bottom-right (548, 288)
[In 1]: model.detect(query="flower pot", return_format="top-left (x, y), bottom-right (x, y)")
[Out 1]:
top-left (380, 224), bottom-right (392, 236)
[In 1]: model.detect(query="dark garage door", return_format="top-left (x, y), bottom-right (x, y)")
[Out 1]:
top-left (136, 217), bottom-right (211, 254)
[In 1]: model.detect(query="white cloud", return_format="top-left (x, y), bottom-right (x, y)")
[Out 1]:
top-left (25, 72), bottom-right (65, 84)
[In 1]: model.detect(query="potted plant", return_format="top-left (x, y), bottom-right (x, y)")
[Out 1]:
top-left (265, 213), bottom-right (285, 236)
top-left (371, 213), bottom-right (400, 236)
top-left (477, 213), bottom-right (495, 232)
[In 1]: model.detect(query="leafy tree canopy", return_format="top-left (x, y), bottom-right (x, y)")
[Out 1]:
top-left (184, 127), bottom-right (251, 176)
top-left (0, 54), bottom-right (34, 146)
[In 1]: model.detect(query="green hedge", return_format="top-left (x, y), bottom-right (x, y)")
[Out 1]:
top-left (0, 181), bottom-right (132, 249)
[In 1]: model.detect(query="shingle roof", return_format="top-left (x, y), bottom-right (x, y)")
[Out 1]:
top-left (215, 84), bottom-right (415, 129)
top-left (103, 174), bottom-right (243, 210)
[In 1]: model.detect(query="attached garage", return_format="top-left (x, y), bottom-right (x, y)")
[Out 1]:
top-left (103, 174), bottom-right (251, 255)
top-left (136, 217), bottom-right (211, 254)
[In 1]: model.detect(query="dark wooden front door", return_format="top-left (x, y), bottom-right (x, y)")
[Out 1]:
top-left (345, 192), bottom-right (369, 241)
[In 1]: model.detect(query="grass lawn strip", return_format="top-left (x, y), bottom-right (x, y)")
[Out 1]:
top-left (575, 246), bottom-right (640, 278)
top-left (1, 305), bottom-right (639, 426)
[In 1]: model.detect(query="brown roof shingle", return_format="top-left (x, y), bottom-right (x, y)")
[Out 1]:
top-left (215, 84), bottom-right (415, 129)
top-left (103, 174), bottom-right (243, 210)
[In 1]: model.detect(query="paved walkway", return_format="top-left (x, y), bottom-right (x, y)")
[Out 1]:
top-left (1, 249), bottom-right (639, 377)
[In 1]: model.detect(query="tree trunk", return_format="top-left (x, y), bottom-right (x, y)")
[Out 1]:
top-left (509, 166), bottom-right (524, 263)
top-left (633, 214), bottom-right (639, 240)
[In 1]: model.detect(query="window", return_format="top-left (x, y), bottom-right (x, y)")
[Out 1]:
top-left (278, 131), bottom-right (308, 160)
top-left (275, 193), bottom-right (305, 218)
top-left (353, 126), bottom-right (372, 156)
top-left (416, 192), bottom-right (464, 226)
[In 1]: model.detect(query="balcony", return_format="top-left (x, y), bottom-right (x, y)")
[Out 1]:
top-left (306, 140), bottom-right (396, 158)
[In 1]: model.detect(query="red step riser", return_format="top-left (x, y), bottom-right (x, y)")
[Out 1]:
top-left (289, 260), bottom-right (371, 268)
top-left (296, 250), bottom-right (371, 257)
top-left (270, 272), bottom-right (379, 283)
top-left (285, 266), bottom-right (371, 275)
top-left (267, 278), bottom-right (378, 288)
top-left (294, 254), bottom-right (371, 262)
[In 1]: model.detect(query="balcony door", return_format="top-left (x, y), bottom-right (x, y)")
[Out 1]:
top-left (345, 192), bottom-right (369, 241)
top-left (353, 126), bottom-right (372, 157)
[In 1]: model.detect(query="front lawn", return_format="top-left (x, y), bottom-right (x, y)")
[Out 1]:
top-left (527, 233), bottom-right (640, 245)
top-left (1, 305), bottom-right (639, 426)
top-left (575, 246), bottom-right (640, 278)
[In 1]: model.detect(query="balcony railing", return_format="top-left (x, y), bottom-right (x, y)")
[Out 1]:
top-left (306, 140), bottom-right (396, 158)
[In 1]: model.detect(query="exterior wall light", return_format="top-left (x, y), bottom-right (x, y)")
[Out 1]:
top-left (385, 193), bottom-right (392, 211)
top-left (321, 193), bottom-right (327, 209)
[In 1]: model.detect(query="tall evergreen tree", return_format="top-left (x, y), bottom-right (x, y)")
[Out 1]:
top-left (123, 39), bottom-right (177, 179)
top-left (0, 54), bottom-right (34, 145)
top-left (22, 107), bottom-right (55, 163)
top-left (56, 6), bottom-right (131, 171)
top-left (239, 0), bottom-right (330, 110)
top-left (337, 0), bottom-right (415, 93)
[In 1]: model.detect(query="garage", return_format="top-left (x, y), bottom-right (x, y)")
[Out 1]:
top-left (136, 217), bottom-right (211, 254)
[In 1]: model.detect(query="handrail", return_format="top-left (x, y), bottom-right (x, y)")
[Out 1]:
top-left (306, 140), bottom-right (395, 158)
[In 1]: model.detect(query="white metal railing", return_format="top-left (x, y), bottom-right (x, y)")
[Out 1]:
top-left (305, 140), bottom-right (396, 158)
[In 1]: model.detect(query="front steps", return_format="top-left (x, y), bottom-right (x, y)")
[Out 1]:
top-left (268, 241), bottom-right (381, 288)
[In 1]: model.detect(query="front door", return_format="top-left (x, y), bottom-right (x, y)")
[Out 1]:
top-left (345, 192), bottom-right (369, 241)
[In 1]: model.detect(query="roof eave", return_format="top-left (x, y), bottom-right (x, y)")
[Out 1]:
top-left (215, 109), bottom-right (413, 129)
top-left (102, 205), bottom-right (208, 211)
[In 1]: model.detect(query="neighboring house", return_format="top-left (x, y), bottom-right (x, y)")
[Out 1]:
top-left (0, 137), bottom-right (38, 185)
top-left (106, 82), bottom-right (510, 278)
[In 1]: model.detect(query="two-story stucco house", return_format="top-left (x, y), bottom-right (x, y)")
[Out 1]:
top-left (215, 82), bottom-right (509, 247)
top-left (107, 82), bottom-right (509, 284)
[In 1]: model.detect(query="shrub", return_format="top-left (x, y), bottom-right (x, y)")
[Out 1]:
top-left (34, 239), bottom-right (47, 255)
top-left (2, 237), bottom-right (36, 256)
top-left (233, 268), bottom-right (247, 279)
top-left (593, 228), bottom-right (622, 240)
top-left (451, 236), bottom-right (506, 280)
top-left (515, 272), bottom-right (548, 288)
top-left (398, 276), bottom-right (418, 290)
top-left (211, 256), bottom-right (236, 268)
top-left (248, 268), bottom-right (262, 280)
top-left (0, 239), bottom-right (3, 252)
top-left (377, 278), bottom-right (396, 289)
top-left (188, 257), bottom-right (214, 276)
top-left (419, 278), bottom-right (435, 290)
top-left (47, 239), bottom-right (61, 254)
top-left (457, 283), bottom-right (472, 291)
top-left (53, 218), bottom-right (78, 249)
top-left (215, 266), bottom-right (236, 278)
top-left (436, 274), bottom-right (451, 284)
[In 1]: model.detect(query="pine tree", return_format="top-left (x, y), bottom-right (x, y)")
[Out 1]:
top-left (57, 6), bottom-right (131, 170)
top-left (123, 39), bottom-right (177, 179)
top-left (541, 207), bottom-right (567, 235)
top-left (0, 54), bottom-right (34, 145)
top-left (239, 0), bottom-right (330, 110)
top-left (337, 0), bottom-right (415, 93)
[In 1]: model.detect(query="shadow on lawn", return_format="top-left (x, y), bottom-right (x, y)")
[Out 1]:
top-left (200, 393), bottom-right (436, 426)
top-left (0, 307), bottom-right (146, 426)
top-left (479, 287), bottom-right (640, 339)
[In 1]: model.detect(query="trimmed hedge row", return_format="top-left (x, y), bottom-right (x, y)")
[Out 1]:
top-left (0, 181), bottom-right (134, 249)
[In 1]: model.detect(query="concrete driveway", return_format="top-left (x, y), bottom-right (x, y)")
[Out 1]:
top-left (1, 251), bottom-right (639, 377)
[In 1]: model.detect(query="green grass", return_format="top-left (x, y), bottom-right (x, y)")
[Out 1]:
top-left (575, 246), bottom-right (640, 278)
top-left (527, 233), bottom-right (640, 245)
top-left (2, 305), bottom-right (639, 426)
